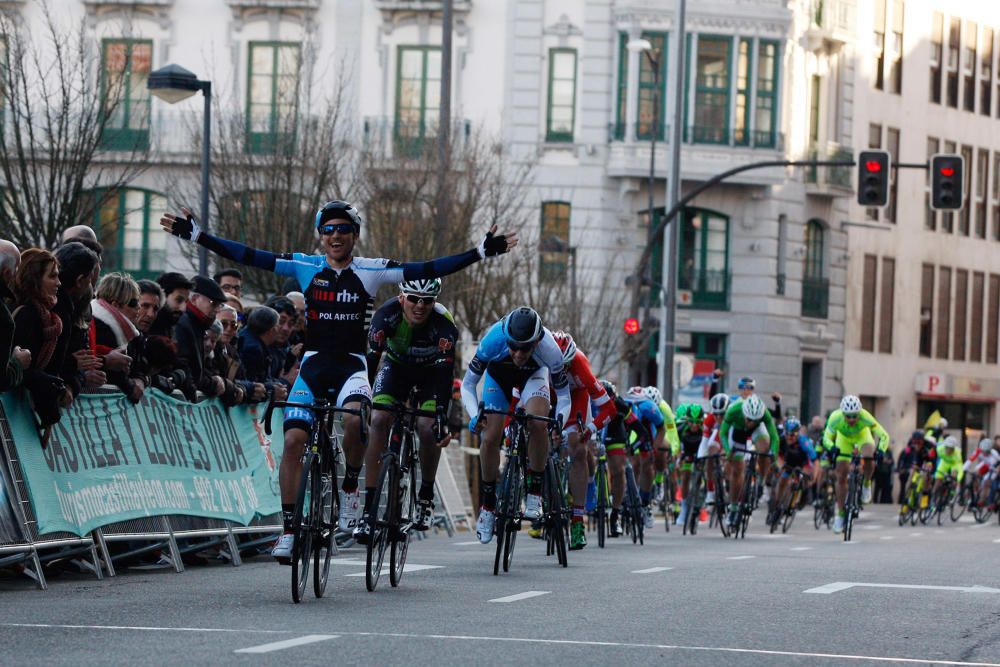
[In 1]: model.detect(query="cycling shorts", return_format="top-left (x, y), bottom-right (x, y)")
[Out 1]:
top-left (372, 358), bottom-right (447, 412)
top-left (833, 428), bottom-right (874, 462)
top-left (605, 442), bottom-right (628, 457)
top-left (284, 351), bottom-right (370, 431)
top-left (679, 436), bottom-right (700, 466)
top-left (726, 422), bottom-right (769, 460)
top-left (481, 366), bottom-right (550, 413)
top-left (935, 458), bottom-right (963, 481)
top-left (563, 387), bottom-right (594, 434)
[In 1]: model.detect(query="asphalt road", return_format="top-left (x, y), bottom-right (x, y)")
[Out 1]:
top-left (2, 504), bottom-right (999, 666)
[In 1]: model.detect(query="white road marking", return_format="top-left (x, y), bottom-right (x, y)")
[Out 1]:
top-left (234, 635), bottom-right (338, 654)
top-left (727, 555), bottom-right (755, 560)
top-left (453, 541), bottom-right (482, 546)
top-left (489, 591), bottom-right (551, 603)
top-left (789, 547), bottom-right (812, 551)
top-left (880, 536), bottom-right (895, 540)
top-left (862, 525), bottom-right (883, 531)
top-left (993, 538), bottom-right (1000, 543)
top-left (968, 522), bottom-right (988, 529)
top-left (344, 563), bottom-right (443, 577)
top-left (1, 622), bottom-right (289, 635)
top-left (631, 566), bottom-right (673, 574)
top-left (805, 581), bottom-right (1000, 595)
top-left (758, 533), bottom-right (788, 539)
top-left (909, 532), bottom-right (924, 537)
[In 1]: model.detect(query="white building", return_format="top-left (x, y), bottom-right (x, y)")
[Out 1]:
top-left (6, 0), bottom-right (861, 414)
top-left (845, 0), bottom-right (1000, 452)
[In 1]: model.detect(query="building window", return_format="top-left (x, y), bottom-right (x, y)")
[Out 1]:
top-left (888, 0), bottom-right (904, 94)
top-left (539, 201), bottom-right (570, 281)
top-left (879, 257), bottom-right (895, 353)
top-left (886, 127), bottom-right (900, 223)
top-left (866, 124), bottom-right (882, 221)
top-left (100, 39), bottom-right (152, 151)
top-left (546, 48), bottom-right (577, 142)
top-left (981, 28), bottom-right (994, 116)
top-left (953, 269), bottom-right (968, 360)
top-left (925, 136), bottom-right (940, 230)
top-left (734, 39), bottom-right (752, 146)
top-left (860, 255), bottom-right (878, 351)
top-left (636, 33), bottom-right (667, 140)
top-left (755, 41), bottom-right (779, 148)
top-left (929, 12), bottom-right (943, 103)
top-left (678, 207), bottom-right (729, 310)
top-left (614, 33), bottom-right (628, 140)
top-left (919, 263), bottom-right (934, 357)
top-left (776, 214), bottom-right (787, 295)
top-left (963, 21), bottom-right (977, 112)
top-left (992, 151), bottom-right (1000, 241)
top-left (247, 42), bottom-right (300, 155)
top-left (677, 333), bottom-right (728, 383)
top-left (960, 144), bottom-right (973, 235)
top-left (988, 274), bottom-right (1000, 364)
top-left (691, 36), bottom-right (732, 145)
top-left (975, 148), bottom-right (989, 238)
top-left (802, 220), bottom-right (828, 318)
top-left (971, 272), bottom-right (985, 362)
top-left (872, 0), bottom-right (886, 90)
top-left (808, 75), bottom-right (821, 144)
top-left (83, 188), bottom-right (168, 279)
top-left (936, 266), bottom-right (951, 359)
top-left (395, 46), bottom-right (441, 156)
top-left (946, 17), bottom-right (960, 108)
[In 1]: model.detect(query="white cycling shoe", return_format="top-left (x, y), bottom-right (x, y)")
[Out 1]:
top-left (339, 489), bottom-right (361, 532)
top-left (643, 506), bottom-right (654, 529)
top-left (833, 514), bottom-right (845, 534)
top-left (476, 507), bottom-right (495, 544)
top-left (524, 493), bottom-right (543, 520)
top-left (271, 533), bottom-right (294, 559)
top-left (861, 483), bottom-right (873, 504)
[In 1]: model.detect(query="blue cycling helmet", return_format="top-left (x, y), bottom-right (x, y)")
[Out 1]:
top-left (502, 307), bottom-right (543, 345)
top-left (784, 417), bottom-right (801, 433)
top-left (315, 200), bottom-right (362, 232)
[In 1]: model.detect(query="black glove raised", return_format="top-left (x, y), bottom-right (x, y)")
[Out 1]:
top-left (477, 229), bottom-right (510, 258)
top-left (166, 211), bottom-right (202, 242)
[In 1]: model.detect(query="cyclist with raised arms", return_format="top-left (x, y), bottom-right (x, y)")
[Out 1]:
top-left (461, 307), bottom-right (571, 544)
top-left (718, 394), bottom-right (780, 527)
top-left (357, 278), bottom-right (456, 542)
top-left (822, 395), bottom-right (889, 534)
top-left (160, 202), bottom-right (516, 559)
top-left (551, 331), bottom-right (615, 550)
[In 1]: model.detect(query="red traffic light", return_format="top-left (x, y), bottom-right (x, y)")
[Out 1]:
top-left (940, 166), bottom-right (955, 177)
top-left (864, 160), bottom-right (882, 173)
top-left (624, 317), bottom-right (640, 335)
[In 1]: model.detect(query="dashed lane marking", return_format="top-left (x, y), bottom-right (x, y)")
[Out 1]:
top-left (631, 567), bottom-right (673, 574)
top-left (344, 564), bottom-right (443, 577)
top-left (489, 591), bottom-right (551, 603)
top-left (880, 536), bottom-right (895, 540)
top-left (909, 532), bottom-right (924, 537)
top-left (234, 635), bottom-right (339, 654)
top-left (727, 555), bottom-right (755, 560)
top-left (789, 547), bottom-right (812, 551)
top-left (453, 541), bottom-right (482, 546)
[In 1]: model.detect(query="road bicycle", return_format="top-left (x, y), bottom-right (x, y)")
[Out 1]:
top-left (591, 441), bottom-right (612, 548)
top-left (732, 449), bottom-right (770, 540)
top-left (263, 399), bottom-right (366, 603)
top-left (769, 467), bottom-right (806, 534)
top-left (366, 390), bottom-right (446, 591)
top-left (930, 473), bottom-right (959, 526)
top-left (843, 454), bottom-right (863, 542)
top-left (814, 470), bottom-right (836, 530)
top-left (621, 444), bottom-right (645, 545)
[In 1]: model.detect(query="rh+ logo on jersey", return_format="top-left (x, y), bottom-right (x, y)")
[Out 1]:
top-left (336, 289), bottom-right (360, 303)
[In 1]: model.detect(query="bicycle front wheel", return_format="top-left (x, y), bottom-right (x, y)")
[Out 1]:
top-left (390, 462), bottom-right (417, 588)
top-left (366, 459), bottom-right (394, 592)
top-left (545, 460), bottom-right (568, 567)
top-left (313, 458), bottom-right (336, 599)
top-left (596, 467), bottom-right (608, 549)
top-left (291, 454), bottom-right (316, 604)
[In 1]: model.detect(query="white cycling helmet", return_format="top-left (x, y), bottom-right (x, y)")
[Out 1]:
top-left (941, 435), bottom-right (959, 449)
top-left (399, 278), bottom-right (442, 297)
top-left (742, 394), bottom-right (766, 421)
top-left (626, 386), bottom-right (645, 400)
top-left (979, 438), bottom-right (992, 451)
top-left (642, 386), bottom-right (662, 404)
top-left (840, 395), bottom-right (862, 416)
top-left (709, 393), bottom-right (730, 415)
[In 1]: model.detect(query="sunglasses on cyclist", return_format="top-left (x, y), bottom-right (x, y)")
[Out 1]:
top-left (403, 294), bottom-right (436, 305)
top-left (319, 222), bottom-right (356, 236)
top-left (508, 341), bottom-right (536, 352)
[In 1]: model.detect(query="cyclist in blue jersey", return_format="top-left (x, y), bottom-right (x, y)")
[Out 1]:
top-left (161, 202), bottom-right (517, 559)
top-left (623, 387), bottom-right (665, 528)
top-left (460, 307), bottom-right (571, 544)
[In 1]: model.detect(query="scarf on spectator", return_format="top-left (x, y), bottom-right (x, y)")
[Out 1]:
top-left (29, 300), bottom-right (62, 370)
top-left (185, 301), bottom-right (214, 329)
top-left (91, 298), bottom-right (139, 349)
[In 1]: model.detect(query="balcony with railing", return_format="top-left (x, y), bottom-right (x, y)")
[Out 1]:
top-left (362, 116), bottom-right (472, 160)
top-left (804, 0), bottom-right (857, 51)
top-left (677, 267), bottom-right (730, 311)
top-left (804, 142), bottom-right (853, 197)
top-left (801, 276), bottom-right (830, 319)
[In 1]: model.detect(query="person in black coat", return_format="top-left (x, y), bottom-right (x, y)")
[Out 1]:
top-left (149, 272), bottom-right (193, 338)
top-left (173, 276), bottom-right (228, 401)
top-left (236, 306), bottom-right (288, 403)
top-left (0, 240), bottom-right (30, 393)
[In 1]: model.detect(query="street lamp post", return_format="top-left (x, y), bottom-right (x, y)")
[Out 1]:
top-left (148, 64), bottom-right (212, 277)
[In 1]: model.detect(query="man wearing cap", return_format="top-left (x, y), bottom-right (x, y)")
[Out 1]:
top-left (173, 276), bottom-right (228, 401)
top-left (150, 272), bottom-right (195, 338)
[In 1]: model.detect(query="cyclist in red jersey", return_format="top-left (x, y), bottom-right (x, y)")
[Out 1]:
top-left (551, 332), bottom-right (615, 550)
top-left (698, 393), bottom-right (731, 506)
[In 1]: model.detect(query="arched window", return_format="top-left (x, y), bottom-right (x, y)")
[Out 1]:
top-left (801, 219), bottom-right (828, 318)
top-left (678, 207), bottom-right (730, 310)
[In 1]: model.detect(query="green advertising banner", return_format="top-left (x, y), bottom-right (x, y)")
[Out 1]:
top-left (0, 389), bottom-right (284, 536)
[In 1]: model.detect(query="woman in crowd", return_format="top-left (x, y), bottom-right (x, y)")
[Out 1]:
top-left (90, 272), bottom-right (145, 403)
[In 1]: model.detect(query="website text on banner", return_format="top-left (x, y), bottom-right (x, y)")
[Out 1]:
top-left (0, 389), bottom-right (284, 536)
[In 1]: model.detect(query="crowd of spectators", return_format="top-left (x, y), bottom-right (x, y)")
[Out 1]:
top-left (1, 230), bottom-right (303, 443)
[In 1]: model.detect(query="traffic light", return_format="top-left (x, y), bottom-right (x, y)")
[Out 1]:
top-left (930, 153), bottom-right (964, 210)
top-left (856, 150), bottom-right (891, 207)
top-left (624, 317), bottom-right (640, 335)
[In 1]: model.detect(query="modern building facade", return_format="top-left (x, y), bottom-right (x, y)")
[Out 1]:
top-left (4, 0), bottom-right (863, 417)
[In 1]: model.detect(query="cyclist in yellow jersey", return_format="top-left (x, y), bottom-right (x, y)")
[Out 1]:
top-left (822, 394), bottom-right (889, 533)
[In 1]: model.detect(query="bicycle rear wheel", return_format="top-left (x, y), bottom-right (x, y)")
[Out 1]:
top-left (545, 460), bottom-right (568, 567)
top-left (291, 454), bottom-right (316, 604)
top-left (366, 458), bottom-right (393, 592)
top-left (844, 473), bottom-right (857, 542)
top-left (313, 458), bottom-right (336, 599)
top-left (951, 484), bottom-right (969, 522)
top-left (596, 466), bottom-right (608, 549)
top-left (390, 461), bottom-right (416, 588)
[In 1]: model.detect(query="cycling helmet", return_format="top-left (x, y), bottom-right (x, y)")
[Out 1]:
top-left (939, 418), bottom-right (949, 429)
top-left (910, 430), bottom-right (925, 441)
top-left (626, 386), bottom-right (645, 400)
top-left (399, 278), bottom-right (441, 297)
top-left (784, 417), bottom-right (801, 433)
top-left (742, 395), bottom-right (766, 421)
top-left (941, 435), bottom-right (958, 449)
top-left (551, 331), bottom-right (577, 364)
top-left (686, 404), bottom-right (704, 424)
top-left (737, 376), bottom-right (756, 391)
top-left (642, 386), bottom-right (662, 404)
top-left (315, 200), bottom-right (362, 231)
top-left (840, 394), bottom-right (862, 416)
top-left (709, 393), bottom-right (730, 415)
top-left (979, 438), bottom-right (992, 451)
top-left (674, 404), bottom-right (689, 422)
top-left (600, 380), bottom-right (617, 400)
top-left (502, 307), bottom-right (543, 345)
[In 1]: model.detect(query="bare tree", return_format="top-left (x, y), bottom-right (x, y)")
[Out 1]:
top-left (0, 7), bottom-right (148, 248)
